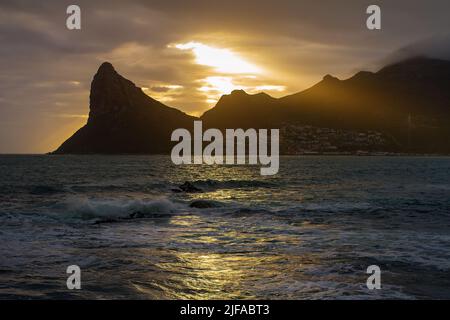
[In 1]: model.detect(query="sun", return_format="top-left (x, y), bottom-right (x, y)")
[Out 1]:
top-left (199, 76), bottom-right (243, 95)
top-left (170, 41), bottom-right (284, 107)
top-left (173, 41), bottom-right (262, 74)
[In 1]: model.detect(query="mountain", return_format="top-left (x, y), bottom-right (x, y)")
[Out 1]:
top-left (55, 57), bottom-right (450, 154)
top-left (201, 90), bottom-right (282, 129)
top-left (202, 57), bottom-right (450, 153)
top-left (281, 57), bottom-right (450, 126)
top-left (53, 62), bottom-right (196, 154)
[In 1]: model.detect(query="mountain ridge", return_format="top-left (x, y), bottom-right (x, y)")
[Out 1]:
top-left (53, 62), bottom-right (196, 154)
top-left (54, 56), bottom-right (450, 154)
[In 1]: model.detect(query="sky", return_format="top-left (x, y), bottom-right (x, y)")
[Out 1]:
top-left (1, 0), bottom-right (450, 153)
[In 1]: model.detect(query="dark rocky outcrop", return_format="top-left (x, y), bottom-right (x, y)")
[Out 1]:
top-left (53, 62), bottom-right (196, 154)
top-left (172, 181), bottom-right (203, 193)
top-left (189, 200), bottom-right (220, 209)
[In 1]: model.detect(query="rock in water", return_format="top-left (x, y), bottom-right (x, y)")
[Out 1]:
top-left (189, 200), bottom-right (219, 208)
top-left (178, 181), bottom-right (203, 193)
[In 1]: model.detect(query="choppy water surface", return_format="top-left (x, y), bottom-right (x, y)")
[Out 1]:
top-left (0, 155), bottom-right (450, 299)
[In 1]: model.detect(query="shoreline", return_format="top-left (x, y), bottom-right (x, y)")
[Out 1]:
top-left (0, 153), bottom-right (449, 157)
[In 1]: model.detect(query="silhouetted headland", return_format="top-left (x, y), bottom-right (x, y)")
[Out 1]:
top-left (53, 57), bottom-right (450, 154)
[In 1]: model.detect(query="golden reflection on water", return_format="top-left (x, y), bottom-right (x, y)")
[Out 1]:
top-left (155, 252), bottom-right (291, 299)
top-left (131, 214), bottom-right (325, 299)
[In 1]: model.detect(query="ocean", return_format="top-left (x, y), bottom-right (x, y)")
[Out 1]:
top-left (0, 155), bottom-right (449, 299)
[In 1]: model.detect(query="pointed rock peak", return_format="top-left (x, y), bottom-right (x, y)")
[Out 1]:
top-left (89, 62), bottom-right (141, 119)
top-left (216, 89), bottom-right (249, 104)
top-left (255, 92), bottom-right (272, 98)
top-left (230, 89), bottom-right (248, 96)
top-left (323, 74), bottom-right (338, 82)
top-left (348, 70), bottom-right (374, 81)
top-left (252, 92), bottom-right (276, 101)
top-left (96, 62), bottom-right (116, 76)
top-left (354, 71), bottom-right (373, 77)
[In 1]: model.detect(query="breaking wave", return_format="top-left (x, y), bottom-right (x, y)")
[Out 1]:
top-left (50, 197), bottom-right (186, 222)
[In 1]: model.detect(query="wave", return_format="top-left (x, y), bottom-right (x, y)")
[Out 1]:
top-left (52, 198), bottom-right (378, 221)
top-left (0, 181), bottom-right (169, 196)
top-left (50, 197), bottom-right (186, 222)
top-left (67, 181), bottom-right (169, 194)
top-left (0, 184), bottom-right (66, 195)
top-left (273, 202), bottom-right (381, 217)
top-left (297, 202), bottom-right (374, 213)
top-left (175, 179), bottom-right (276, 191)
top-left (29, 185), bottom-right (65, 195)
top-left (0, 179), bottom-right (276, 197)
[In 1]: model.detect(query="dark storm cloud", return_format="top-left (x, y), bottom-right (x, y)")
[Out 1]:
top-left (0, 0), bottom-right (450, 153)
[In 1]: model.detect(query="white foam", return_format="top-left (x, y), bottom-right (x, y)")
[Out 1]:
top-left (57, 196), bottom-right (183, 220)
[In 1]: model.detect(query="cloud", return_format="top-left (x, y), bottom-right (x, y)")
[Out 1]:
top-left (149, 85), bottom-right (183, 93)
top-left (0, 0), bottom-right (450, 152)
top-left (173, 42), bottom-right (262, 74)
top-left (378, 34), bottom-right (450, 67)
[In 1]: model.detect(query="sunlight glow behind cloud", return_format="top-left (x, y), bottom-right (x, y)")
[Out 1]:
top-left (174, 42), bottom-right (262, 74)
top-left (171, 42), bottom-right (285, 104)
top-left (198, 76), bottom-right (286, 105)
top-left (1, 0), bottom-right (448, 153)
top-left (199, 76), bottom-right (244, 94)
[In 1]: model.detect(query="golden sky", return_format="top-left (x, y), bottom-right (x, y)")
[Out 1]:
top-left (1, 0), bottom-right (450, 153)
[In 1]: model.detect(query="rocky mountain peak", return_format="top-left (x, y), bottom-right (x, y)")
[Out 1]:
top-left (89, 62), bottom-right (141, 122)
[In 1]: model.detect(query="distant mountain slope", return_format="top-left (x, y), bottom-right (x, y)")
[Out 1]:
top-left (202, 57), bottom-right (450, 152)
top-left (53, 62), bottom-right (196, 154)
top-left (201, 90), bottom-right (282, 129)
top-left (282, 57), bottom-right (450, 123)
top-left (55, 57), bottom-right (450, 154)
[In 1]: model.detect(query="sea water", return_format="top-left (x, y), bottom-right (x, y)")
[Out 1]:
top-left (0, 155), bottom-right (449, 299)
